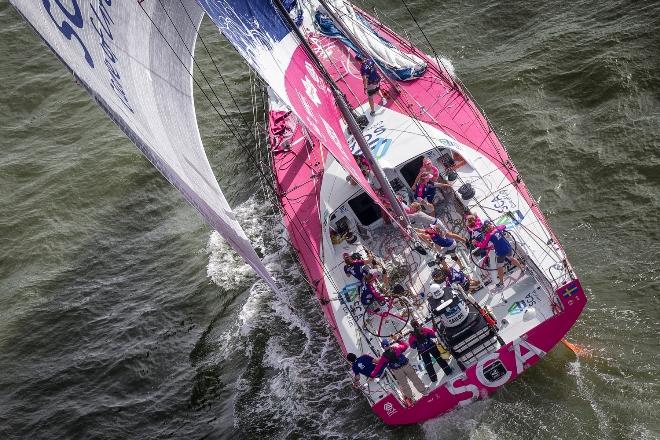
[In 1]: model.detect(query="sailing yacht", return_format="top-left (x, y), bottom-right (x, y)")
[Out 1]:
top-left (10, 0), bottom-right (586, 426)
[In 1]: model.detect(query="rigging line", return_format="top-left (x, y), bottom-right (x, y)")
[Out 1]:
top-left (138, 2), bottom-right (249, 152)
top-left (140, 3), bottom-right (281, 195)
top-left (141, 2), bottom-right (323, 295)
top-left (347, 7), bottom-right (565, 278)
top-left (513, 220), bottom-right (564, 263)
top-left (253, 104), bottom-right (353, 298)
top-left (278, 2), bottom-right (411, 236)
top-left (145, 0), bottom-right (387, 342)
top-left (305, 32), bottom-right (363, 106)
top-left (306, 11), bottom-right (437, 249)
top-left (362, 58), bottom-right (520, 221)
top-left (293, 38), bottom-right (427, 251)
top-left (369, 3), bottom-right (427, 53)
top-left (155, 0), bottom-right (251, 148)
top-left (382, 84), bottom-right (559, 279)
top-left (175, 0), bottom-right (259, 144)
top-left (351, 3), bottom-right (503, 164)
top-left (388, 0), bottom-right (448, 86)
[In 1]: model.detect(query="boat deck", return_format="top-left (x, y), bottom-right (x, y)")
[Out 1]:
top-left (266, 0), bottom-right (585, 425)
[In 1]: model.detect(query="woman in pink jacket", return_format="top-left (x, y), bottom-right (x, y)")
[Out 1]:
top-left (371, 339), bottom-right (427, 405)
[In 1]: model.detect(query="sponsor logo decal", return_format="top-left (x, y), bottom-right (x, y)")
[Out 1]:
top-left (446, 337), bottom-right (546, 406)
top-left (383, 402), bottom-right (397, 417)
top-left (507, 300), bottom-right (527, 315)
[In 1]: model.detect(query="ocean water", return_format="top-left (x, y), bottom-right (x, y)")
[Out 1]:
top-left (0, 1), bottom-right (658, 439)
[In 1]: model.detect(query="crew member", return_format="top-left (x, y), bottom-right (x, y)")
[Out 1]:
top-left (347, 352), bottom-right (383, 387)
top-left (360, 271), bottom-right (387, 306)
top-left (408, 319), bottom-right (453, 382)
top-left (357, 55), bottom-right (386, 116)
top-left (416, 225), bottom-right (466, 268)
top-left (371, 339), bottom-right (426, 406)
top-left (343, 251), bottom-right (373, 284)
top-left (439, 260), bottom-right (480, 291)
top-left (475, 221), bottom-right (524, 288)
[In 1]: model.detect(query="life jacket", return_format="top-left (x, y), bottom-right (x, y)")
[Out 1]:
top-left (415, 182), bottom-right (436, 202)
top-left (412, 328), bottom-right (435, 352)
top-left (383, 348), bottom-right (408, 369)
top-left (446, 269), bottom-right (469, 290)
top-left (344, 260), bottom-right (366, 281)
top-left (489, 229), bottom-right (512, 256)
top-left (361, 59), bottom-right (380, 84)
top-left (360, 282), bottom-right (382, 306)
top-left (426, 229), bottom-right (454, 248)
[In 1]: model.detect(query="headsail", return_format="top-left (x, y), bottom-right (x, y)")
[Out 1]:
top-left (196, 0), bottom-right (391, 211)
top-left (317, 0), bottom-right (427, 81)
top-left (10, 0), bottom-right (282, 294)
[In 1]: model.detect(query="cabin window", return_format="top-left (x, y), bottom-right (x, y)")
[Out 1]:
top-left (437, 151), bottom-right (455, 168)
top-left (400, 156), bottom-right (425, 187)
top-left (348, 193), bottom-right (381, 226)
top-left (390, 177), bottom-right (405, 192)
top-left (334, 215), bottom-right (350, 234)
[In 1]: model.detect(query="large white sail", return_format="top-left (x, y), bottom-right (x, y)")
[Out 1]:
top-left (10, 0), bottom-right (282, 294)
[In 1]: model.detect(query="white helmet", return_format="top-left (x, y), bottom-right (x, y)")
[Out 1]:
top-left (429, 283), bottom-right (443, 299)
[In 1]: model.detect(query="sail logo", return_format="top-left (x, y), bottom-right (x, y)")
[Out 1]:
top-left (348, 121), bottom-right (392, 159)
top-left (507, 301), bottom-right (527, 315)
top-left (41, 0), bottom-right (134, 113)
top-left (88, 0), bottom-right (134, 113)
top-left (301, 76), bottom-right (321, 106)
top-left (490, 190), bottom-right (517, 213)
top-left (42, 0), bottom-right (94, 68)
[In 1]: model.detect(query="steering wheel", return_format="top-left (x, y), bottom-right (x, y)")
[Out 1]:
top-left (362, 296), bottom-right (411, 337)
top-left (469, 230), bottom-right (518, 271)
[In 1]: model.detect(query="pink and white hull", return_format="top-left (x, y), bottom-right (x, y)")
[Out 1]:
top-left (266, 4), bottom-right (585, 426)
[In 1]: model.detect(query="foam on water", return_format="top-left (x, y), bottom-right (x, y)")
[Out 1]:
top-left (439, 56), bottom-right (456, 78)
top-left (2, 1), bottom-right (659, 438)
top-left (204, 196), bottom-right (388, 438)
top-left (567, 359), bottom-right (610, 438)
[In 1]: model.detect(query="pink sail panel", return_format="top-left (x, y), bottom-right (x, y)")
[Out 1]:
top-left (197, 0), bottom-right (391, 214)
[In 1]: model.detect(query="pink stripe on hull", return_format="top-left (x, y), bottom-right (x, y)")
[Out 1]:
top-left (268, 112), bottom-right (346, 353)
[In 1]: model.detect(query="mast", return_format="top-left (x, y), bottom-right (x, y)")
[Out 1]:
top-left (273, 0), bottom-right (410, 227)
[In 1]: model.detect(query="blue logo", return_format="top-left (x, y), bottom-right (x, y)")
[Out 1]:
top-left (42, 0), bottom-right (94, 68)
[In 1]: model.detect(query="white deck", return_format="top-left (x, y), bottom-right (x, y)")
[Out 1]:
top-left (318, 106), bottom-right (567, 404)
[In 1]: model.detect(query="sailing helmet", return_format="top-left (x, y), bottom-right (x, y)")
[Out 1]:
top-left (431, 268), bottom-right (444, 280)
top-left (380, 338), bottom-right (390, 348)
top-left (351, 252), bottom-right (362, 260)
top-left (429, 283), bottom-right (444, 299)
